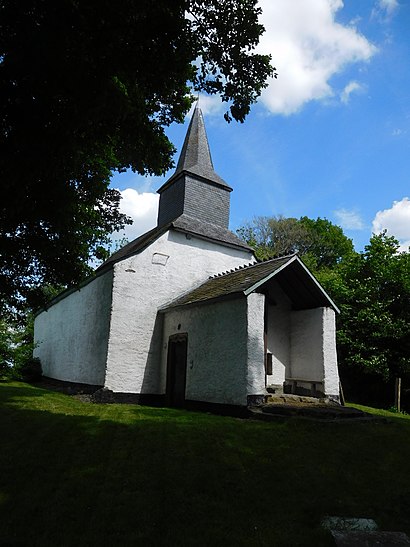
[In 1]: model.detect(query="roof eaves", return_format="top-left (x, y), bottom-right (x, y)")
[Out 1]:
top-left (159, 291), bottom-right (244, 313)
top-left (34, 267), bottom-right (112, 317)
top-left (241, 254), bottom-right (339, 313)
top-left (293, 258), bottom-right (340, 313)
top-left (171, 225), bottom-right (253, 252)
top-left (243, 255), bottom-right (297, 296)
top-left (96, 224), bottom-right (170, 271)
top-left (157, 169), bottom-right (232, 194)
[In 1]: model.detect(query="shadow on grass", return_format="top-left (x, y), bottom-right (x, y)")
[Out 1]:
top-left (1, 383), bottom-right (410, 546)
top-left (0, 381), bottom-right (51, 400)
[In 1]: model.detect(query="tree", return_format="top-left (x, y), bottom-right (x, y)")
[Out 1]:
top-left (0, 0), bottom-right (274, 314)
top-left (0, 312), bottom-right (41, 380)
top-left (0, 319), bottom-right (14, 375)
top-left (334, 232), bottom-right (410, 383)
top-left (237, 215), bottom-right (354, 269)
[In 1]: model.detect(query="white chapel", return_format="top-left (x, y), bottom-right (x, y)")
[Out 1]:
top-left (34, 106), bottom-right (340, 410)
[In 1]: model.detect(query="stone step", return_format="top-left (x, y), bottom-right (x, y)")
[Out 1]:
top-left (322, 516), bottom-right (410, 546)
top-left (264, 393), bottom-right (336, 406)
top-left (249, 403), bottom-right (373, 421)
top-left (332, 531), bottom-right (410, 546)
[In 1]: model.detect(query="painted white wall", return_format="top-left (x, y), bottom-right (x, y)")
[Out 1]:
top-left (290, 308), bottom-right (324, 382)
top-left (33, 270), bottom-right (113, 385)
top-left (162, 298), bottom-right (248, 405)
top-left (322, 308), bottom-right (339, 398)
top-left (265, 280), bottom-right (292, 385)
top-left (104, 229), bottom-right (254, 393)
top-left (290, 307), bottom-right (339, 397)
top-left (246, 292), bottom-right (266, 398)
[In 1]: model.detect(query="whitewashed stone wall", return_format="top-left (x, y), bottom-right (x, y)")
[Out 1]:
top-left (104, 229), bottom-right (253, 394)
top-left (322, 307), bottom-right (339, 397)
top-left (290, 308), bottom-right (323, 382)
top-left (162, 298), bottom-right (248, 405)
top-left (246, 292), bottom-right (266, 398)
top-left (290, 307), bottom-right (339, 397)
top-left (33, 270), bottom-right (113, 385)
top-left (265, 281), bottom-right (292, 385)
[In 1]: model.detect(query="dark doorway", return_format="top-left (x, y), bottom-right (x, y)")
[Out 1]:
top-left (166, 334), bottom-right (188, 407)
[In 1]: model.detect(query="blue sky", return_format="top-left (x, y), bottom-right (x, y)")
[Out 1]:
top-left (111, 0), bottom-right (410, 252)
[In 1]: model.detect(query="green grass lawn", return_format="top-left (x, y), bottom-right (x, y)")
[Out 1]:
top-left (1, 381), bottom-right (410, 546)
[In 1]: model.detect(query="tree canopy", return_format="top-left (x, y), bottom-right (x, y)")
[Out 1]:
top-left (331, 232), bottom-right (410, 382)
top-left (0, 0), bottom-right (274, 314)
top-left (237, 215), bottom-right (354, 269)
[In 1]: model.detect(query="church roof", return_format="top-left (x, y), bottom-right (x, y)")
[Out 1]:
top-left (160, 255), bottom-right (339, 313)
top-left (97, 214), bottom-right (252, 271)
top-left (172, 215), bottom-right (250, 249)
top-left (157, 105), bottom-right (232, 193)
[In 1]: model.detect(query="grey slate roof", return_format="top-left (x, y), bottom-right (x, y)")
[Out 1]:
top-left (157, 105), bottom-right (232, 193)
top-left (97, 225), bottom-right (164, 270)
top-left (172, 215), bottom-right (251, 250)
top-left (161, 255), bottom-right (339, 312)
top-left (97, 214), bottom-right (252, 271)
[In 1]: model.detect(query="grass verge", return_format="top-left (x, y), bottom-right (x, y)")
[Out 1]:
top-left (1, 381), bottom-right (410, 546)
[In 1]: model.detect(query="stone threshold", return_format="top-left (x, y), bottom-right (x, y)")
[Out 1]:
top-left (249, 400), bottom-right (377, 421)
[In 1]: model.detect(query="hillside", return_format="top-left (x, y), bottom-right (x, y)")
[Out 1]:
top-left (1, 381), bottom-right (409, 546)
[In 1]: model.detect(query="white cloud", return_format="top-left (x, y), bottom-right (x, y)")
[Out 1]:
top-left (392, 128), bottom-right (406, 136)
top-left (340, 80), bottom-right (365, 103)
top-left (379, 0), bottom-right (399, 13)
top-left (372, 197), bottom-right (410, 251)
top-left (112, 188), bottom-right (159, 242)
top-left (334, 208), bottom-right (365, 230)
top-left (197, 94), bottom-right (224, 117)
top-left (257, 0), bottom-right (377, 114)
top-left (372, 0), bottom-right (399, 20)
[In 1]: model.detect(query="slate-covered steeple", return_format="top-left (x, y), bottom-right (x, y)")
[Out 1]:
top-left (157, 104), bottom-right (232, 228)
top-left (172, 104), bottom-right (231, 189)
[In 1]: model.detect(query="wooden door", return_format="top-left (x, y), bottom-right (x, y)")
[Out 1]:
top-left (166, 334), bottom-right (188, 407)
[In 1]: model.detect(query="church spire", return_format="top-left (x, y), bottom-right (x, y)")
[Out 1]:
top-left (172, 104), bottom-right (229, 188)
top-left (157, 104), bottom-right (232, 228)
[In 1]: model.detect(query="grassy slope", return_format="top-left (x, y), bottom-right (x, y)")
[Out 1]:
top-left (1, 382), bottom-right (410, 547)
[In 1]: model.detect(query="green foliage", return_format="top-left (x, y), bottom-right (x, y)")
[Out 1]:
top-left (387, 406), bottom-right (408, 415)
top-left (0, 0), bottom-right (273, 313)
top-left (189, 0), bottom-right (276, 122)
top-left (0, 320), bottom-right (14, 375)
top-left (299, 216), bottom-right (355, 269)
top-left (333, 232), bottom-right (410, 382)
top-left (0, 313), bottom-right (37, 379)
top-left (237, 215), bottom-right (354, 269)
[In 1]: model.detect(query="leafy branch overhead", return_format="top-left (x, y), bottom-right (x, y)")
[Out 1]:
top-left (189, 0), bottom-right (276, 122)
top-left (0, 0), bottom-right (274, 313)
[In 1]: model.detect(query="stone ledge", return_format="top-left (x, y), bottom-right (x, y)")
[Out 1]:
top-left (332, 531), bottom-right (410, 546)
top-left (249, 403), bottom-right (376, 421)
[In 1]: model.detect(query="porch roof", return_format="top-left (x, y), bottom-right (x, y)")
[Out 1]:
top-left (160, 254), bottom-right (339, 313)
